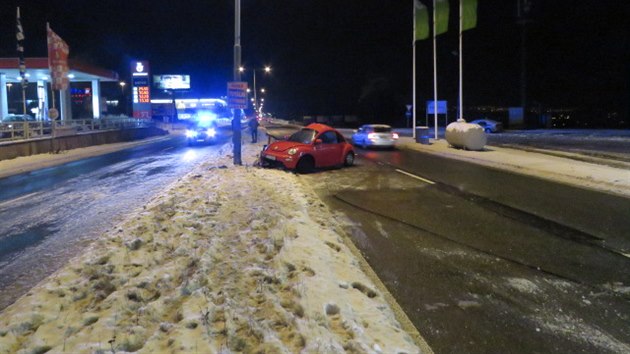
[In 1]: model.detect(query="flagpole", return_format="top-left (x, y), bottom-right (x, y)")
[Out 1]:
top-left (458, 0), bottom-right (463, 121)
top-left (432, 0), bottom-right (438, 139)
top-left (412, 1), bottom-right (417, 140)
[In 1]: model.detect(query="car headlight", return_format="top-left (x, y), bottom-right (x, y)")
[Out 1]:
top-left (206, 128), bottom-right (216, 137)
top-left (287, 148), bottom-right (298, 155)
top-left (185, 130), bottom-right (198, 138)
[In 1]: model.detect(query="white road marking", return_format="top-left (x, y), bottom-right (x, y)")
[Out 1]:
top-left (395, 169), bottom-right (435, 185)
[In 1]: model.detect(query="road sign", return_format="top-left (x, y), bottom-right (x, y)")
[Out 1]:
top-left (427, 100), bottom-right (447, 114)
top-left (228, 81), bottom-right (248, 109)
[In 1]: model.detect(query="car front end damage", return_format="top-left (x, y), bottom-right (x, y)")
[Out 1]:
top-left (260, 144), bottom-right (302, 169)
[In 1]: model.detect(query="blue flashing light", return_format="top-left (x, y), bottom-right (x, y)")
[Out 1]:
top-left (196, 110), bottom-right (217, 127)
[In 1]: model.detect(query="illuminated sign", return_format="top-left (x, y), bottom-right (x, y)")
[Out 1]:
top-left (132, 61), bottom-right (149, 77)
top-left (131, 60), bottom-right (152, 118)
top-left (154, 75), bottom-right (191, 90)
top-left (138, 86), bottom-right (150, 103)
top-left (227, 82), bottom-right (248, 109)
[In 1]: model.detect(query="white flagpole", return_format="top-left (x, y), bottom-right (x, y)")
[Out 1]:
top-left (458, 0), bottom-right (464, 121)
top-left (432, 0), bottom-right (438, 139)
top-left (412, 1), bottom-right (417, 139)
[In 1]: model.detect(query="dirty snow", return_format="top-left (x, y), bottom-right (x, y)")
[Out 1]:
top-left (0, 142), bottom-right (426, 353)
top-left (506, 278), bottom-right (540, 294)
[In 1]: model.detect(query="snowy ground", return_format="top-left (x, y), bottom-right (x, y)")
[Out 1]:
top-left (0, 142), bottom-right (427, 353)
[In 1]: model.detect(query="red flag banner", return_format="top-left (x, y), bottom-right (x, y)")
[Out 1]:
top-left (47, 25), bottom-right (70, 91)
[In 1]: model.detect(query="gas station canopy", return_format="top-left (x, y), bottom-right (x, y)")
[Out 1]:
top-left (0, 57), bottom-right (119, 83)
top-left (0, 57), bottom-right (120, 120)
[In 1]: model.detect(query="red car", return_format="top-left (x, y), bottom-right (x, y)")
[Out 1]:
top-left (261, 123), bottom-right (355, 173)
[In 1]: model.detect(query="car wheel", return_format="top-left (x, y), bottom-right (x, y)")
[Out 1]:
top-left (361, 139), bottom-right (368, 149)
top-left (344, 152), bottom-right (355, 167)
top-left (484, 128), bottom-right (492, 133)
top-left (296, 156), bottom-right (315, 174)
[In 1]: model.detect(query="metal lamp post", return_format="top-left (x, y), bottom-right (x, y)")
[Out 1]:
top-left (232, 0), bottom-right (242, 165)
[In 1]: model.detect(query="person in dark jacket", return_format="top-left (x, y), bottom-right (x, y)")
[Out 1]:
top-left (248, 118), bottom-right (259, 143)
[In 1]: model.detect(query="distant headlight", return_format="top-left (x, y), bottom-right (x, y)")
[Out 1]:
top-left (185, 130), bottom-right (198, 138)
top-left (206, 128), bottom-right (216, 137)
top-left (287, 148), bottom-right (298, 155)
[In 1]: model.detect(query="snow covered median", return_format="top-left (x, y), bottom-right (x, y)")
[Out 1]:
top-left (0, 143), bottom-right (424, 353)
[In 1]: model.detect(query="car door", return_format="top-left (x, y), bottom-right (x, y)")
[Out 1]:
top-left (313, 131), bottom-right (342, 167)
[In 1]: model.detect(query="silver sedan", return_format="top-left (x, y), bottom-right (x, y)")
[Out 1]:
top-left (351, 124), bottom-right (399, 149)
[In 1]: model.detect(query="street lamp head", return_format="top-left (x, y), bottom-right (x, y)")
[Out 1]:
top-left (239, 66), bottom-right (245, 72)
top-left (264, 66), bottom-right (271, 73)
top-left (119, 81), bottom-right (126, 87)
top-left (260, 88), bottom-right (266, 93)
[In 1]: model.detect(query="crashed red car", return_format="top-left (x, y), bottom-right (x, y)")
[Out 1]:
top-left (261, 123), bottom-right (355, 173)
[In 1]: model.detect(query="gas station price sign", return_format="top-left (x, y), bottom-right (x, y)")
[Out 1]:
top-left (137, 86), bottom-right (150, 103)
top-left (131, 61), bottom-right (152, 118)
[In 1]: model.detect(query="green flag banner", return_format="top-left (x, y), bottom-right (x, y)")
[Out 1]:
top-left (435, 0), bottom-right (449, 36)
top-left (461, 0), bottom-right (478, 31)
top-left (414, 0), bottom-right (429, 41)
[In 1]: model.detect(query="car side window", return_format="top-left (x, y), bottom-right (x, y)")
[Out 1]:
top-left (320, 131), bottom-right (338, 144)
top-left (335, 132), bottom-right (345, 142)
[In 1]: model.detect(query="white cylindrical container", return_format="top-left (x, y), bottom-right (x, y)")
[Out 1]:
top-left (445, 119), bottom-right (487, 151)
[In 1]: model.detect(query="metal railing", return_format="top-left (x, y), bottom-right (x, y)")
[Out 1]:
top-left (0, 116), bottom-right (153, 142)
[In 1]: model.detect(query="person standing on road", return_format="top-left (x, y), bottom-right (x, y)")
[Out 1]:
top-left (248, 117), bottom-right (259, 143)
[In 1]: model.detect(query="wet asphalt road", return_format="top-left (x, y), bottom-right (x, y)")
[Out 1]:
top-left (300, 147), bottom-right (630, 354)
top-left (0, 134), bottom-right (230, 310)
top-left (1, 125), bottom-right (629, 352)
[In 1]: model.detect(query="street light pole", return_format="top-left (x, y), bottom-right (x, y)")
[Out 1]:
top-left (253, 69), bottom-right (257, 116)
top-left (232, 0), bottom-right (242, 165)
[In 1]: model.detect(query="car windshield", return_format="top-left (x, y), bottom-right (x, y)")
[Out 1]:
top-left (288, 129), bottom-right (317, 144)
top-left (372, 126), bottom-right (391, 133)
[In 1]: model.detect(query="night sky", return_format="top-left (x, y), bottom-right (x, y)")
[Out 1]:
top-left (1, 1), bottom-right (628, 125)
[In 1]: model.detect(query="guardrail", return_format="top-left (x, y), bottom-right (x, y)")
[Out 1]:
top-left (0, 117), bottom-right (153, 142)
